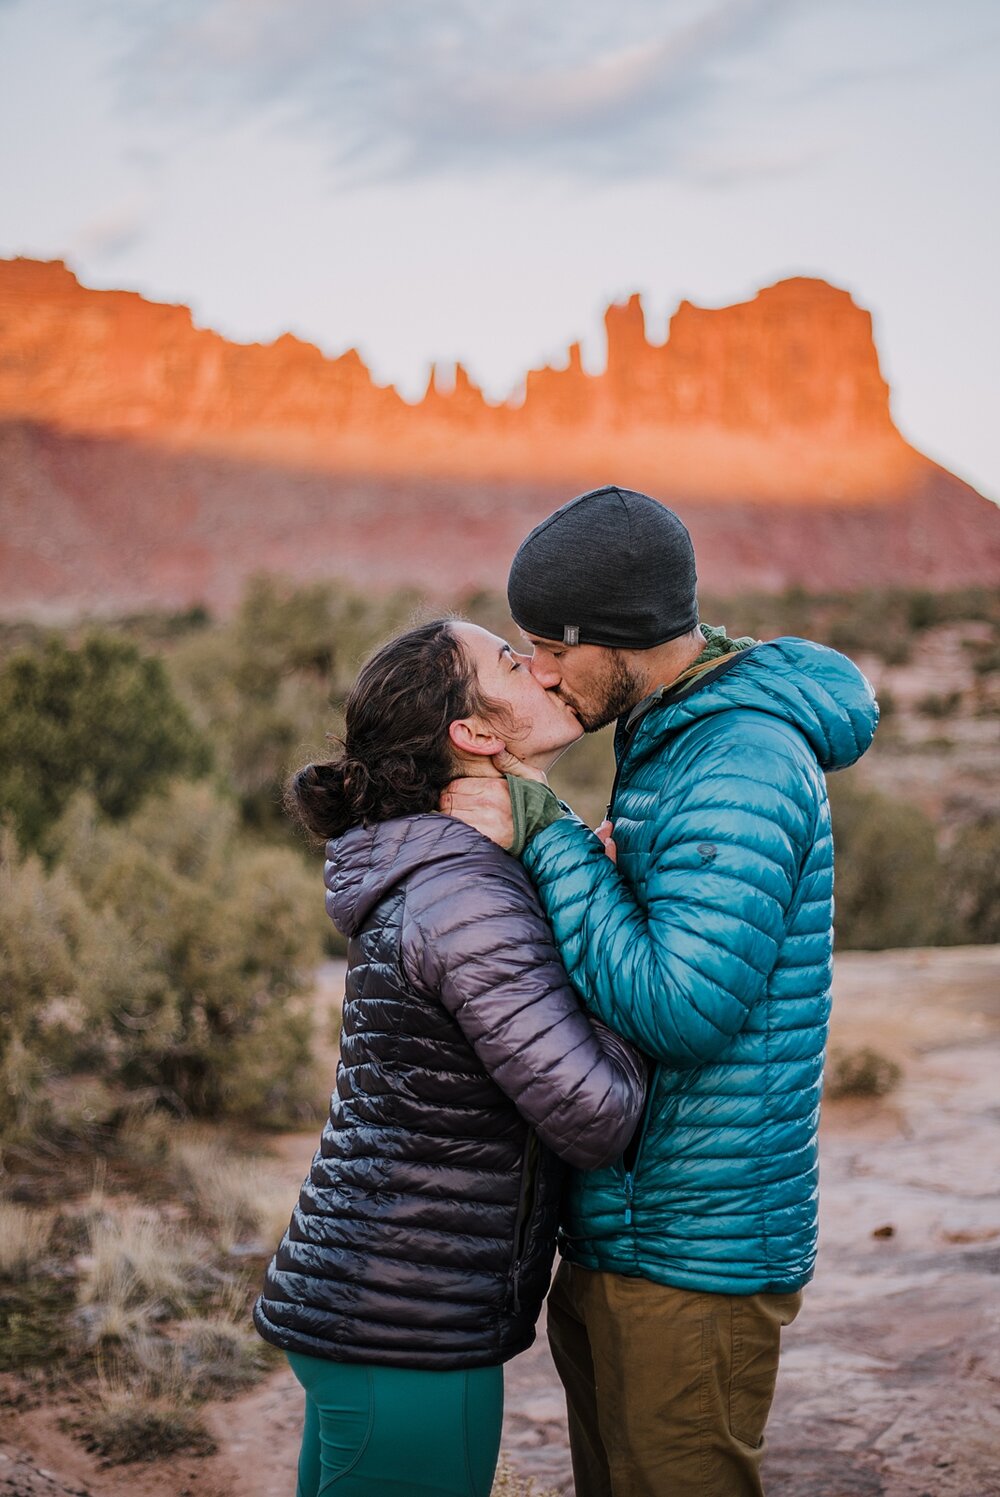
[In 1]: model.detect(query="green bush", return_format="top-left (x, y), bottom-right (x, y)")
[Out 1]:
top-left (169, 575), bottom-right (422, 833)
top-left (940, 817), bottom-right (1000, 944)
top-left (0, 828), bottom-right (96, 1133)
top-left (916, 690), bottom-right (962, 718)
top-left (828, 775), bottom-right (941, 949)
top-left (0, 634), bottom-right (211, 852)
top-left (826, 1045), bottom-right (902, 1099)
top-left (0, 782), bottom-right (325, 1141)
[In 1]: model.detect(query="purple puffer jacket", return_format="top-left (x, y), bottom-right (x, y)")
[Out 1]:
top-left (254, 813), bottom-right (645, 1370)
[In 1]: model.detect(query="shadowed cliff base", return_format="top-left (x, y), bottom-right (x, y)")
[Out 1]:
top-left (1, 420), bottom-right (998, 621)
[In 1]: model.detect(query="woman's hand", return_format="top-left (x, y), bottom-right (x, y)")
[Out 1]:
top-left (491, 749), bottom-right (548, 784)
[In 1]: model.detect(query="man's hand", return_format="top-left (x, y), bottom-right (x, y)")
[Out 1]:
top-left (596, 819), bottom-right (618, 863)
top-left (440, 777), bottom-right (514, 847)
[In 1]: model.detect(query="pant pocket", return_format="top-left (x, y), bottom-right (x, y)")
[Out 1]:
top-left (727, 1298), bottom-right (782, 1449)
top-left (286, 1352), bottom-right (375, 1487)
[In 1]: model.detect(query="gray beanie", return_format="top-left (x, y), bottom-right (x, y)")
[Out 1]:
top-left (507, 486), bottom-right (699, 649)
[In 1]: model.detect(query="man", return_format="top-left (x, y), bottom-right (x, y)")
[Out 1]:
top-left (442, 485), bottom-right (879, 1497)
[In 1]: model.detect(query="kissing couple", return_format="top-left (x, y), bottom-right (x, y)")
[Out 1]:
top-left (255, 485), bottom-right (878, 1497)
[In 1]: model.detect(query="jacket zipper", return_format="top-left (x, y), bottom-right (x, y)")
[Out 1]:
top-left (605, 723), bottom-right (633, 821)
top-left (605, 696), bottom-right (661, 820)
top-left (509, 1132), bottom-right (539, 1312)
top-left (604, 652), bottom-right (753, 819)
top-left (621, 1078), bottom-right (656, 1228)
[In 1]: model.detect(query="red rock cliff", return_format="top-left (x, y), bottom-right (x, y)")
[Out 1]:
top-left (0, 257), bottom-right (918, 501)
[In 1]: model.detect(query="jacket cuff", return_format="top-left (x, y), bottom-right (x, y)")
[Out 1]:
top-left (505, 775), bottom-right (566, 857)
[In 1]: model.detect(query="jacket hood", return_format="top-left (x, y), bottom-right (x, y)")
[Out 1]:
top-left (632, 637), bottom-right (878, 774)
top-left (324, 813), bottom-right (484, 937)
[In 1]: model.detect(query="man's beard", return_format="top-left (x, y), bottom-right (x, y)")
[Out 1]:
top-left (570, 651), bottom-right (648, 733)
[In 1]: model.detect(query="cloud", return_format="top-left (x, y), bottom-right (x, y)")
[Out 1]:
top-left (104, 0), bottom-right (796, 185)
top-left (683, 142), bottom-right (825, 188)
top-left (74, 203), bottom-right (147, 261)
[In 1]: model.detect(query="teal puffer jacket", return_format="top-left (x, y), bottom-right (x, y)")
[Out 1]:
top-left (522, 637), bottom-right (878, 1295)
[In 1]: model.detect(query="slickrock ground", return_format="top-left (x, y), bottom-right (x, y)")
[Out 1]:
top-left (2, 947), bottom-right (998, 1496)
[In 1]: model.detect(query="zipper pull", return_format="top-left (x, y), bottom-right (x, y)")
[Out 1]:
top-left (511, 1259), bottom-right (522, 1313)
top-left (624, 1172), bottom-right (633, 1226)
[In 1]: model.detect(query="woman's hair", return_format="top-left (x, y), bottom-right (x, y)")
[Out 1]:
top-left (286, 619), bottom-right (513, 842)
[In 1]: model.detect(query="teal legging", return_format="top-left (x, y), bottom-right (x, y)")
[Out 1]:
top-left (286, 1351), bottom-right (504, 1497)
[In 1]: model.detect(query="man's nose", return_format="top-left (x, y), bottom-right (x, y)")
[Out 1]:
top-left (528, 654), bottom-right (561, 689)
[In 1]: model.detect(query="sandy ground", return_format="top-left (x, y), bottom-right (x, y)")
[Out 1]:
top-left (3, 947), bottom-right (999, 1497)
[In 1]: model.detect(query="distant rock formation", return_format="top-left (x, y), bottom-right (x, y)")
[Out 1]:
top-left (0, 256), bottom-right (997, 616)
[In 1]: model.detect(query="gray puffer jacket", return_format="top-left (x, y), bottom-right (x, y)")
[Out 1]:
top-left (254, 814), bottom-right (645, 1370)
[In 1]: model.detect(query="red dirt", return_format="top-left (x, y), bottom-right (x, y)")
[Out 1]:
top-left (3, 948), bottom-right (999, 1496)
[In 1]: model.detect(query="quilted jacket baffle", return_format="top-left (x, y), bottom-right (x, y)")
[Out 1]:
top-left (521, 637), bottom-right (879, 1296)
top-left (254, 815), bottom-right (646, 1369)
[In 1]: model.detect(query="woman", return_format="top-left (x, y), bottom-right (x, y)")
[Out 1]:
top-left (254, 618), bottom-right (645, 1497)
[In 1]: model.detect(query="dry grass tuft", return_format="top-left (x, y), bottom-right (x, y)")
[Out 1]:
top-left (114, 1103), bottom-right (175, 1167)
top-left (0, 1200), bottom-right (52, 1280)
top-left (76, 1207), bottom-right (206, 1343)
top-left (171, 1133), bottom-right (294, 1252)
top-left (82, 1364), bottom-right (215, 1464)
top-left (128, 1316), bottom-right (269, 1399)
top-left (491, 1457), bottom-right (560, 1497)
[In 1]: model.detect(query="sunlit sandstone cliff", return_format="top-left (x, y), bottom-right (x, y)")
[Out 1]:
top-left (0, 256), bottom-right (919, 499)
top-left (0, 256), bottom-right (997, 615)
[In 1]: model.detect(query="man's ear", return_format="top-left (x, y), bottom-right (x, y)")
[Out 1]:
top-left (448, 718), bottom-right (506, 758)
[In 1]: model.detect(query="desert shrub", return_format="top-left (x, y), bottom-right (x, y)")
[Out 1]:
top-left (940, 817), bottom-right (1000, 944)
top-left (131, 1317), bottom-right (270, 1398)
top-left (81, 1371), bottom-right (215, 1463)
top-left (76, 1209), bottom-right (206, 1337)
top-left (0, 1201), bottom-right (52, 1279)
top-left (696, 586), bottom-right (998, 666)
top-left (75, 1260), bottom-right (267, 1459)
top-left (825, 1046), bottom-right (902, 1099)
top-left (0, 828), bottom-right (99, 1134)
top-left (828, 776), bottom-right (941, 949)
top-left (916, 690), bottom-right (962, 718)
top-left (169, 575), bottom-right (422, 833)
top-left (1, 782), bottom-right (324, 1145)
top-left (964, 635), bottom-right (1000, 678)
top-left (0, 1275), bottom-right (71, 1370)
top-left (59, 782), bottom-right (323, 1120)
top-left (0, 633), bottom-right (211, 852)
top-left (170, 1134), bottom-right (295, 1253)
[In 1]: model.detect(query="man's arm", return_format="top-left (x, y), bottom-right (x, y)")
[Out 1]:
top-left (523, 720), bottom-right (823, 1066)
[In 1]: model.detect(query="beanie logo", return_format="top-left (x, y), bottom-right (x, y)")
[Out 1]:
top-left (563, 625), bottom-right (580, 645)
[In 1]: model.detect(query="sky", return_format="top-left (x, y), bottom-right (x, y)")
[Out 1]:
top-left (1, 0), bottom-right (998, 500)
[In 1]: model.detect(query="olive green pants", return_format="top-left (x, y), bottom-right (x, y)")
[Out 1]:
top-left (547, 1261), bottom-right (801, 1497)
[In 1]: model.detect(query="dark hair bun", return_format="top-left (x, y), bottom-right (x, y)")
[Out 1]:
top-left (285, 619), bottom-right (505, 844)
top-left (285, 760), bottom-right (352, 841)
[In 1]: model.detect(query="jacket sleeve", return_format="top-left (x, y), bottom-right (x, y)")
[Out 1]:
top-left (399, 847), bottom-right (647, 1170)
top-left (521, 714), bottom-right (824, 1067)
